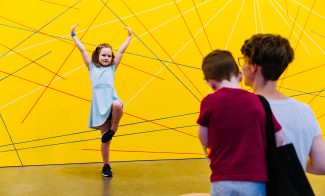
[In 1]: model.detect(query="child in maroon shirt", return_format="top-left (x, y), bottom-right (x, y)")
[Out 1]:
top-left (197, 50), bottom-right (284, 196)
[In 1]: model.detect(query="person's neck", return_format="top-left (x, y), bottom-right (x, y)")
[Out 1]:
top-left (253, 78), bottom-right (288, 100)
top-left (214, 77), bottom-right (241, 92)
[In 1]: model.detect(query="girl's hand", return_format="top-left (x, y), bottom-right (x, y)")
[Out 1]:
top-left (124, 27), bottom-right (132, 37)
top-left (71, 24), bottom-right (78, 35)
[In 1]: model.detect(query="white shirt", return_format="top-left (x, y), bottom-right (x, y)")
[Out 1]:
top-left (268, 98), bottom-right (321, 170)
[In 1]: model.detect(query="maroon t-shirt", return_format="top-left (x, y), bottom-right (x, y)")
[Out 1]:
top-left (197, 88), bottom-right (281, 182)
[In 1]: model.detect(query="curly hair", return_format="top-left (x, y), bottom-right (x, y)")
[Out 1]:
top-left (240, 34), bottom-right (294, 81)
top-left (202, 49), bottom-right (239, 81)
top-left (92, 43), bottom-right (115, 67)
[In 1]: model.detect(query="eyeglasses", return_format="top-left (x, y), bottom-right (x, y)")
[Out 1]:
top-left (237, 57), bottom-right (246, 68)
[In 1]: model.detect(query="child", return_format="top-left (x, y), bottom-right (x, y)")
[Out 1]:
top-left (197, 50), bottom-right (284, 195)
top-left (71, 24), bottom-right (132, 177)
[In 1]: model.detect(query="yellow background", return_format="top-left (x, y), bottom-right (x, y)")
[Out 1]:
top-left (0, 0), bottom-right (324, 166)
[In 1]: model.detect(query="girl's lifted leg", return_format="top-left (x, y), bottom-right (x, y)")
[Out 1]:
top-left (111, 101), bottom-right (123, 132)
top-left (101, 101), bottom-right (123, 143)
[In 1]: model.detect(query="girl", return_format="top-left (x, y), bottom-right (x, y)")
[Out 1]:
top-left (71, 24), bottom-right (132, 177)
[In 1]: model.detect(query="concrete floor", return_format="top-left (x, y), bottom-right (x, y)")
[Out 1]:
top-left (0, 159), bottom-right (324, 196)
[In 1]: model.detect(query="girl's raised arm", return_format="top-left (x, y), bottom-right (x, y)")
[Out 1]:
top-left (71, 24), bottom-right (91, 69)
top-left (113, 27), bottom-right (132, 69)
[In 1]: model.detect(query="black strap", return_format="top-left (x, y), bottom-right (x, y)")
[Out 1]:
top-left (258, 95), bottom-right (277, 151)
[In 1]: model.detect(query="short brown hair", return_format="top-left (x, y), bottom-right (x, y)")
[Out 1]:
top-left (240, 34), bottom-right (294, 81)
top-left (202, 50), bottom-right (239, 81)
top-left (92, 43), bottom-right (115, 67)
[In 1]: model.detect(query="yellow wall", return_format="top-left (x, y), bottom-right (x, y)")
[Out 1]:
top-left (0, 0), bottom-right (324, 166)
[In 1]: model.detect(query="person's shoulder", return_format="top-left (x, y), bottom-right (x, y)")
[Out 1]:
top-left (288, 98), bottom-right (312, 111)
top-left (213, 88), bottom-right (256, 102)
top-left (243, 90), bottom-right (258, 97)
top-left (223, 87), bottom-right (254, 96)
top-left (269, 97), bottom-right (313, 114)
top-left (89, 61), bottom-right (96, 70)
top-left (232, 88), bottom-right (258, 99)
top-left (201, 93), bottom-right (212, 102)
top-left (110, 64), bottom-right (116, 71)
top-left (201, 93), bottom-right (217, 106)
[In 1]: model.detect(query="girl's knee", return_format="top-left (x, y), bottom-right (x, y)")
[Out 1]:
top-left (112, 101), bottom-right (123, 110)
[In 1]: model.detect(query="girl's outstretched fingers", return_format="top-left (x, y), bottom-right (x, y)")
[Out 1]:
top-left (71, 24), bottom-right (78, 35)
top-left (124, 27), bottom-right (132, 37)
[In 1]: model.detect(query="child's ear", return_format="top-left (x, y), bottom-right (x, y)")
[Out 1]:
top-left (210, 83), bottom-right (217, 91)
top-left (207, 80), bottom-right (217, 91)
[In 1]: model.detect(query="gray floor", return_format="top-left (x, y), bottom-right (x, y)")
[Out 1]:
top-left (0, 159), bottom-right (324, 196)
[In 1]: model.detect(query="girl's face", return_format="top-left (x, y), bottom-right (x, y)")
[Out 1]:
top-left (98, 47), bottom-right (113, 66)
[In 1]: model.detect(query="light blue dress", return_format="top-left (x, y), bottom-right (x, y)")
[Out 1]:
top-left (88, 62), bottom-right (121, 129)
